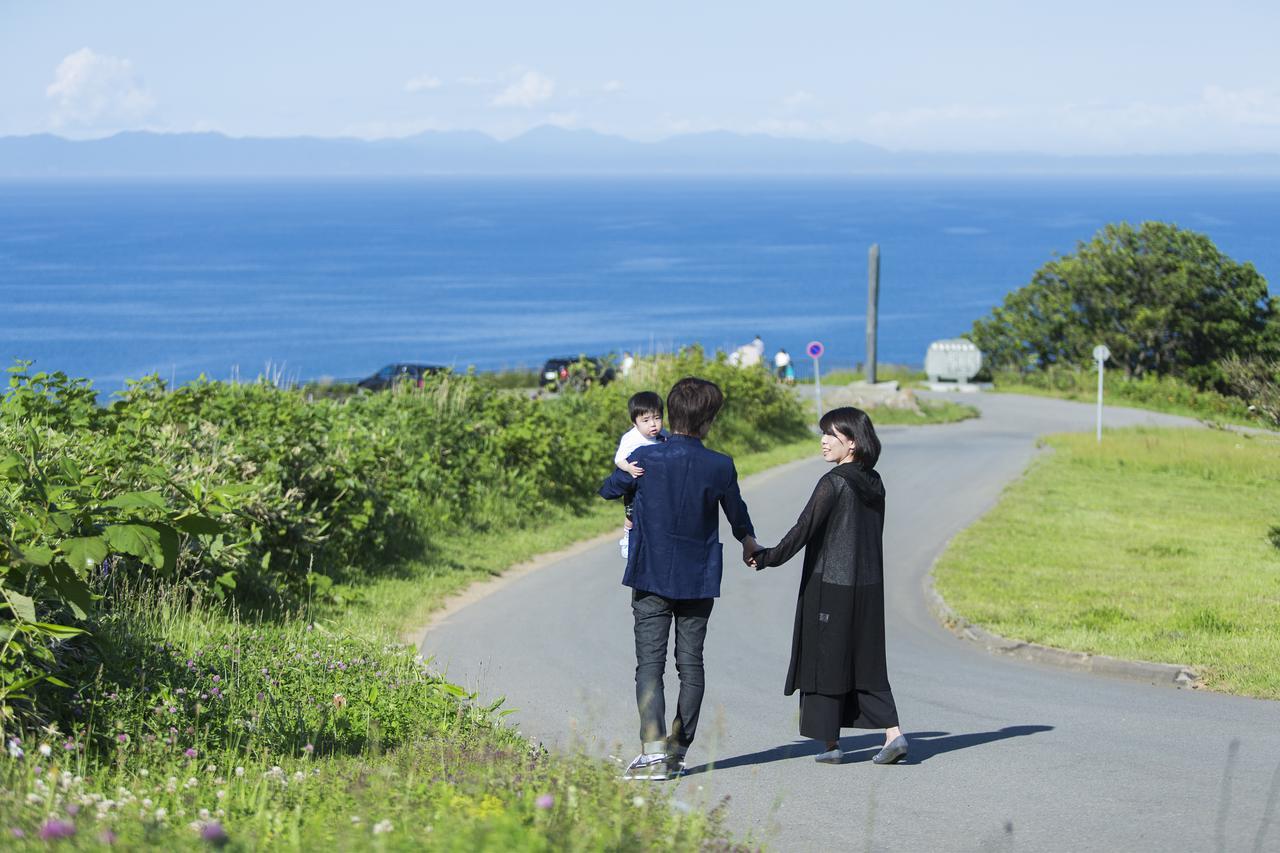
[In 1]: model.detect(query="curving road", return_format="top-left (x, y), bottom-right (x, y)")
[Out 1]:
top-left (420, 394), bottom-right (1280, 852)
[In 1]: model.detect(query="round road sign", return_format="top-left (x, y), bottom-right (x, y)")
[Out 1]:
top-left (806, 341), bottom-right (825, 359)
top-left (1092, 344), bottom-right (1111, 363)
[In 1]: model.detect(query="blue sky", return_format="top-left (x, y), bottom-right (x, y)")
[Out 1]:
top-left (3, 0), bottom-right (1278, 153)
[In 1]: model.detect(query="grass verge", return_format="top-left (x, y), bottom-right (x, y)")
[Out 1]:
top-left (933, 427), bottom-right (1280, 699)
top-left (991, 370), bottom-right (1267, 429)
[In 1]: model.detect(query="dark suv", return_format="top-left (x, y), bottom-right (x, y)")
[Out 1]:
top-left (540, 356), bottom-right (616, 392)
top-left (357, 363), bottom-right (445, 391)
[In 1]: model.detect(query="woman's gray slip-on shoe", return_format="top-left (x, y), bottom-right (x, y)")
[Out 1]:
top-left (872, 735), bottom-right (908, 765)
top-left (814, 747), bottom-right (843, 764)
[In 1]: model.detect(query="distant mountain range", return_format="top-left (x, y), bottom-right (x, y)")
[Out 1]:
top-left (3, 126), bottom-right (1279, 177)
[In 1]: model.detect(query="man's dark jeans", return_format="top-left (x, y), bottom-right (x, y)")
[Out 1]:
top-left (631, 589), bottom-right (714, 755)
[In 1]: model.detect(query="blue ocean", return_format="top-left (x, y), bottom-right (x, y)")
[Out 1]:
top-left (2, 177), bottom-right (1278, 392)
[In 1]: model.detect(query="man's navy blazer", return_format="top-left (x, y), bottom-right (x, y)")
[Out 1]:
top-left (599, 434), bottom-right (755, 600)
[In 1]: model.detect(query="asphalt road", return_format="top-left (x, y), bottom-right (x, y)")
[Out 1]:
top-left (420, 394), bottom-right (1280, 852)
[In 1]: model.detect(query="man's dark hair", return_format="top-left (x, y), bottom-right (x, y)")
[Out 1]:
top-left (667, 377), bottom-right (724, 437)
top-left (819, 406), bottom-right (882, 469)
top-left (628, 390), bottom-right (664, 423)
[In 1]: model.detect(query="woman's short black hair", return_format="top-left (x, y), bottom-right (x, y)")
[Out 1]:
top-left (820, 406), bottom-right (881, 469)
top-left (666, 377), bottom-right (724, 437)
top-left (628, 390), bottom-right (664, 423)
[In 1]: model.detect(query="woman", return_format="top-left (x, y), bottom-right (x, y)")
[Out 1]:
top-left (749, 406), bottom-right (907, 765)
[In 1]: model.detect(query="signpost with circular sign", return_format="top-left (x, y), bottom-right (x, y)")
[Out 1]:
top-left (807, 341), bottom-right (825, 423)
top-left (1093, 344), bottom-right (1111, 443)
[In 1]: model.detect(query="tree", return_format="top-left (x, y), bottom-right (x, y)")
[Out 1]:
top-left (970, 222), bottom-right (1278, 388)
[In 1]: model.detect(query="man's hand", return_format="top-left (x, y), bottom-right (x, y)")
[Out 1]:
top-left (623, 461), bottom-right (645, 477)
top-left (624, 517), bottom-right (633, 530)
top-left (741, 535), bottom-right (758, 567)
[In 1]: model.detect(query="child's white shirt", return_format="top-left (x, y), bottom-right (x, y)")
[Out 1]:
top-left (614, 426), bottom-right (664, 469)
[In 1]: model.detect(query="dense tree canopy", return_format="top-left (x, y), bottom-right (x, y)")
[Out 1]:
top-left (970, 222), bottom-right (1278, 388)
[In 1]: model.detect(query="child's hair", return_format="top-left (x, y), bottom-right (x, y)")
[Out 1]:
top-left (666, 377), bottom-right (723, 437)
top-left (819, 406), bottom-right (882, 469)
top-left (628, 391), bottom-right (664, 423)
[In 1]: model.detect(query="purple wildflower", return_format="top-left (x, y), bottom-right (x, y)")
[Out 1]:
top-left (65, 804), bottom-right (80, 817)
top-left (10, 828), bottom-right (26, 839)
top-left (116, 733), bottom-right (129, 744)
top-left (200, 821), bottom-right (229, 847)
top-left (184, 748), bottom-right (198, 759)
top-left (38, 819), bottom-right (76, 840)
top-left (535, 793), bottom-right (555, 809)
top-left (303, 743), bottom-right (314, 754)
top-left (99, 829), bottom-right (117, 845)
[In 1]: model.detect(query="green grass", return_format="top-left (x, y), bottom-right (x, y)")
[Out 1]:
top-left (797, 363), bottom-right (926, 386)
top-left (933, 427), bottom-right (1280, 698)
top-left (991, 369), bottom-right (1267, 429)
top-left (868, 399), bottom-right (979, 426)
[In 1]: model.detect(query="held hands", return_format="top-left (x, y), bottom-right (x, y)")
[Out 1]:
top-left (623, 461), bottom-right (645, 477)
top-left (742, 535), bottom-right (767, 570)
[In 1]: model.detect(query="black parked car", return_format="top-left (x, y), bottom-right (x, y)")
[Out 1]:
top-left (540, 356), bottom-right (616, 392)
top-left (357, 363), bottom-right (445, 391)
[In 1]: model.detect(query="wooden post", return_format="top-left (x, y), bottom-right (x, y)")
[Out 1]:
top-left (866, 243), bottom-right (880, 384)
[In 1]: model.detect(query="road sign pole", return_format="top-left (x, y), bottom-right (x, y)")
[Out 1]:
top-left (867, 244), bottom-right (880, 384)
top-left (1092, 344), bottom-right (1110, 444)
top-left (813, 355), bottom-right (822, 422)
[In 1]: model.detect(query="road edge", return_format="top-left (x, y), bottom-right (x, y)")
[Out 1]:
top-left (922, 556), bottom-right (1201, 690)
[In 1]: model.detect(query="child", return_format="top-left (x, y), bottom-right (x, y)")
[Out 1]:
top-left (615, 391), bottom-right (666, 558)
top-left (599, 377), bottom-right (758, 781)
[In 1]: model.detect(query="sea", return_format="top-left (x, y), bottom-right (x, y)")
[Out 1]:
top-left (2, 177), bottom-right (1278, 393)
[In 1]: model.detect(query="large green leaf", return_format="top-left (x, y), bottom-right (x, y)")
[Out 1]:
top-left (103, 491), bottom-right (169, 512)
top-left (2, 587), bottom-right (36, 622)
top-left (16, 544), bottom-right (54, 567)
top-left (174, 514), bottom-right (225, 536)
top-left (103, 523), bottom-right (165, 568)
top-left (0, 453), bottom-right (24, 481)
top-left (47, 563), bottom-right (95, 618)
top-left (59, 536), bottom-right (108, 573)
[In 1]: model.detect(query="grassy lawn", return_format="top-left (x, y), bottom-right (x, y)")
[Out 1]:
top-left (990, 370), bottom-right (1269, 429)
top-left (933, 427), bottom-right (1280, 699)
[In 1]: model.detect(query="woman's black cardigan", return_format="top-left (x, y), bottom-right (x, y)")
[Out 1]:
top-left (754, 462), bottom-right (890, 696)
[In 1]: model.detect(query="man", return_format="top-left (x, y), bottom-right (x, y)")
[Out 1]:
top-left (599, 376), bottom-right (758, 780)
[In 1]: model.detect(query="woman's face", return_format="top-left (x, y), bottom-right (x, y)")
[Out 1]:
top-left (820, 427), bottom-right (856, 464)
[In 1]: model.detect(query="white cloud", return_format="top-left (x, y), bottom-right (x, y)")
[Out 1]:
top-left (403, 74), bottom-right (442, 93)
top-left (46, 48), bottom-right (155, 129)
top-left (601, 80), bottom-right (624, 94)
top-left (492, 71), bottom-right (555, 108)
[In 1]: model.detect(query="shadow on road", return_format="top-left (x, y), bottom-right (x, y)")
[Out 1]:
top-left (684, 725), bottom-right (1054, 774)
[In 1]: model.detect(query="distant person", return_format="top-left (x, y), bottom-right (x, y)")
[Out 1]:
top-left (600, 377), bottom-right (759, 781)
top-left (739, 341), bottom-right (762, 368)
top-left (613, 391), bottom-right (668, 559)
top-left (620, 351), bottom-right (636, 377)
top-left (751, 334), bottom-right (765, 359)
top-left (774, 348), bottom-right (792, 381)
top-left (748, 407), bottom-right (908, 766)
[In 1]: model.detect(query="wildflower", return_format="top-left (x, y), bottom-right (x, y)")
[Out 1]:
top-left (142, 799), bottom-right (153, 809)
top-left (200, 821), bottom-right (229, 846)
top-left (234, 767), bottom-right (244, 777)
top-left (350, 816), bottom-right (362, 824)
top-left (99, 828), bottom-right (117, 845)
top-left (10, 828), bottom-right (25, 838)
top-left (332, 693), bottom-right (347, 708)
top-left (211, 675), bottom-right (220, 682)
top-left (7, 738), bottom-right (23, 759)
top-left (39, 744), bottom-right (52, 757)
top-left (255, 692), bottom-right (265, 702)
top-left (303, 743), bottom-right (314, 754)
top-left (372, 819), bottom-right (393, 835)
top-left (185, 748), bottom-right (198, 759)
top-left (535, 794), bottom-right (555, 809)
top-left (66, 804), bottom-right (81, 816)
top-left (116, 734), bottom-right (129, 745)
top-left (64, 741), bottom-right (76, 751)
top-left (155, 807), bottom-right (168, 821)
top-left (38, 819), bottom-right (76, 840)
top-left (139, 769), bottom-right (149, 777)
top-left (199, 809), bottom-right (211, 820)
top-left (632, 795), bottom-right (646, 808)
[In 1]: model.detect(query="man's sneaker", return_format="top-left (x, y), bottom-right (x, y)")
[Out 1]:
top-left (622, 752), bottom-right (669, 781)
top-left (666, 748), bottom-right (688, 777)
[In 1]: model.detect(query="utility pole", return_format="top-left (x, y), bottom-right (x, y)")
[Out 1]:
top-left (866, 243), bottom-right (880, 384)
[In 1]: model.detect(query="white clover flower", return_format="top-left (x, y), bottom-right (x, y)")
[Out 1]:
top-left (216, 790), bottom-right (226, 800)
top-left (142, 798), bottom-right (153, 809)
top-left (38, 744), bottom-right (52, 757)
top-left (632, 795), bottom-right (646, 807)
top-left (199, 808), bottom-right (210, 820)
top-left (350, 816), bottom-right (362, 824)
top-left (234, 767), bottom-right (244, 777)
top-left (373, 819), bottom-right (393, 835)
top-left (155, 807), bottom-right (168, 821)
top-left (139, 769), bottom-right (149, 777)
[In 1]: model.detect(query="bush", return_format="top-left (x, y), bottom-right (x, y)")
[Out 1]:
top-left (0, 351), bottom-right (808, 727)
